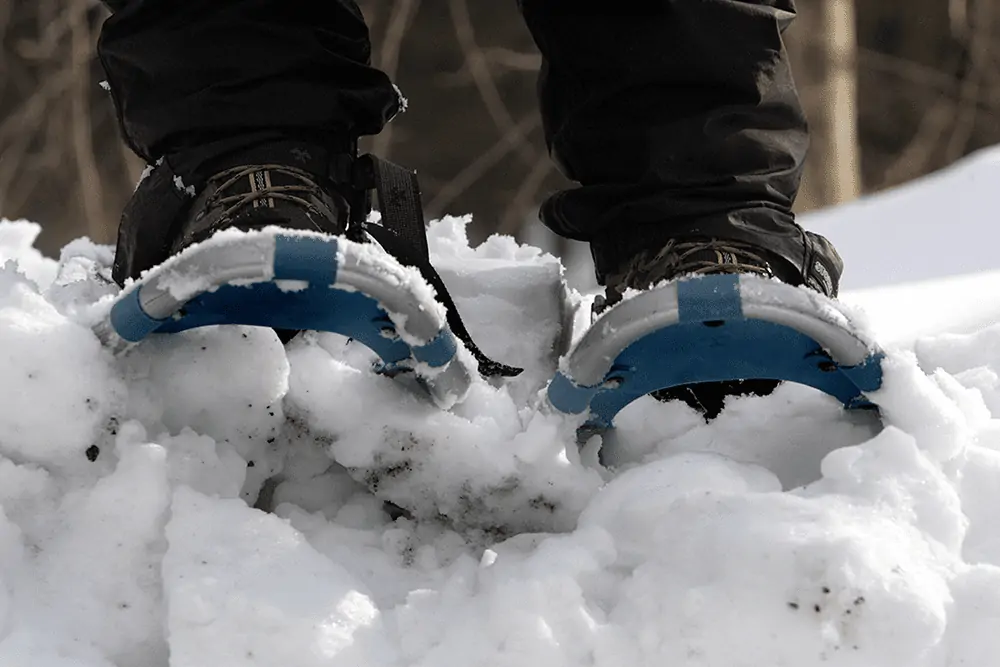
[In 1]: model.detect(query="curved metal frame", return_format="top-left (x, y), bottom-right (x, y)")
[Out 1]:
top-left (547, 274), bottom-right (884, 431)
top-left (102, 231), bottom-right (473, 408)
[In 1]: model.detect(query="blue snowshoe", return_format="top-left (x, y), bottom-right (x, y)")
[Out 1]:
top-left (96, 149), bottom-right (884, 445)
top-left (97, 153), bottom-right (520, 409)
top-left (545, 271), bottom-right (884, 441)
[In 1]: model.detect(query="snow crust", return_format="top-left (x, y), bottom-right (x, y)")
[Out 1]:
top-left (804, 144), bottom-right (1000, 290)
top-left (2, 158), bottom-right (1000, 666)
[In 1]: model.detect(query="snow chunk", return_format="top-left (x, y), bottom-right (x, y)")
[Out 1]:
top-left (0, 268), bottom-right (123, 468)
top-left (12, 436), bottom-right (171, 665)
top-left (163, 486), bottom-right (393, 666)
top-left (286, 339), bottom-right (603, 534)
top-left (0, 219), bottom-right (57, 289)
top-left (173, 174), bottom-right (196, 197)
top-left (121, 325), bottom-right (288, 503)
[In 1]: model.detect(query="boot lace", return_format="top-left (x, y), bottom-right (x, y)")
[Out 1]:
top-left (616, 238), bottom-right (773, 290)
top-left (596, 238), bottom-right (774, 313)
top-left (206, 164), bottom-right (330, 223)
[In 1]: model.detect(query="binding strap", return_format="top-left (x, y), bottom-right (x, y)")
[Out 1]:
top-left (351, 154), bottom-right (521, 378)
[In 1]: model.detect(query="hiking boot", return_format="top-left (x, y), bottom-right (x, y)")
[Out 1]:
top-left (170, 162), bottom-right (350, 254)
top-left (163, 157), bottom-right (356, 344)
top-left (110, 136), bottom-right (367, 288)
top-left (598, 237), bottom-right (827, 310)
top-left (597, 236), bottom-right (841, 418)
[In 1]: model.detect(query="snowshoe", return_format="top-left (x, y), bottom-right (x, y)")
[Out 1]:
top-left (545, 272), bottom-right (885, 441)
top-left (95, 153), bottom-right (521, 409)
top-left (97, 228), bottom-right (477, 409)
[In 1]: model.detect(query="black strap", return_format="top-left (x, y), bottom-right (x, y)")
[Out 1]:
top-left (351, 154), bottom-right (521, 378)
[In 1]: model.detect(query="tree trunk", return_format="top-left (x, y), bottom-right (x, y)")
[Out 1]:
top-left (816, 0), bottom-right (861, 203)
top-left (787, 0), bottom-right (861, 211)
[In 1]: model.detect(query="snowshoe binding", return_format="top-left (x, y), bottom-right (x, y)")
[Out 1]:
top-left (97, 147), bottom-right (520, 409)
top-left (546, 238), bottom-right (884, 441)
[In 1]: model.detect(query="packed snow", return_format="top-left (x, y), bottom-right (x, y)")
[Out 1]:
top-left (3, 146), bottom-right (1000, 666)
top-left (804, 145), bottom-right (1000, 290)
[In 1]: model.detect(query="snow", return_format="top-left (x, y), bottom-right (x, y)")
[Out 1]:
top-left (3, 146), bottom-right (1000, 666)
top-left (803, 144), bottom-right (1000, 290)
top-left (173, 175), bottom-right (196, 198)
top-left (0, 220), bottom-right (57, 289)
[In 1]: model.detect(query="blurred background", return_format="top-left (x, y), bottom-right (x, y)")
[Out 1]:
top-left (0, 0), bottom-right (994, 265)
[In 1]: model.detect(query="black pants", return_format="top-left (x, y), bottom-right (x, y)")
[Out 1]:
top-left (98, 1), bottom-right (825, 283)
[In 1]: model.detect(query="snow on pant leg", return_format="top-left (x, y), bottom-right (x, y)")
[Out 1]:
top-left (96, 0), bottom-right (400, 170)
top-left (517, 2), bottom-right (836, 285)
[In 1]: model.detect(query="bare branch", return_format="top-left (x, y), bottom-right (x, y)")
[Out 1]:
top-left (426, 112), bottom-right (541, 220)
top-left (943, 0), bottom-right (992, 162)
top-left (16, 1), bottom-right (90, 61)
top-left (481, 47), bottom-right (541, 72)
top-left (448, 0), bottom-right (536, 165)
top-left (371, 0), bottom-right (420, 159)
top-left (498, 155), bottom-right (552, 238)
top-left (69, 0), bottom-right (107, 241)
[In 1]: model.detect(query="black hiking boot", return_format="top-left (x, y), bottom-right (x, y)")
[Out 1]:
top-left (598, 237), bottom-right (842, 419)
top-left (167, 158), bottom-right (355, 344)
top-left (170, 163), bottom-right (350, 254)
top-left (110, 142), bottom-right (522, 376)
top-left (111, 136), bottom-right (365, 289)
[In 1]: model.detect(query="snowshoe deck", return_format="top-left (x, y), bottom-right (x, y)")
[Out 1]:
top-left (100, 229), bottom-right (474, 408)
top-left (546, 274), bottom-right (884, 435)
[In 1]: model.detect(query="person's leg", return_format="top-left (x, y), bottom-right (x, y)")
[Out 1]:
top-left (97, 0), bottom-right (400, 282)
top-left (517, 1), bottom-right (841, 296)
top-left (98, 0), bottom-right (398, 170)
